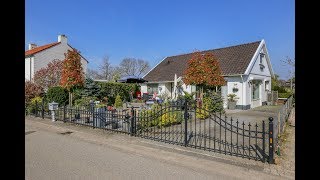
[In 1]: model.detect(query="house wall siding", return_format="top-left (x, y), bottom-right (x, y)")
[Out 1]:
top-left (25, 57), bottom-right (32, 81)
top-left (158, 83), bottom-right (171, 97)
top-left (226, 76), bottom-right (246, 107)
top-left (141, 84), bottom-right (147, 94)
top-left (247, 74), bottom-right (271, 105)
top-left (31, 43), bottom-right (87, 79)
top-left (246, 46), bottom-right (272, 108)
top-left (249, 46), bottom-right (271, 76)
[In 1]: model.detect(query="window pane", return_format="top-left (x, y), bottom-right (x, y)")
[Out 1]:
top-left (252, 80), bottom-right (260, 99)
top-left (147, 84), bottom-right (158, 94)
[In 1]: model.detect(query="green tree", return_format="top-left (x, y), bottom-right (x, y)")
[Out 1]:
top-left (45, 86), bottom-right (69, 106)
top-left (82, 77), bottom-right (101, 98)
top-left (271, 74), bottom-right (280, 90)
top-left (114, 94), bottom-right (123, 108)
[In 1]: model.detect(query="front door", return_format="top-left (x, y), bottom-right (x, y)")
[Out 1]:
top-left (251, 80), bottom-right (262, 108)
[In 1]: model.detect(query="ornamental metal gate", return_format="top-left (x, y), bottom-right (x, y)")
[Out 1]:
top-left (29, 100), bottom-right (275, 163)
top-left (133, 101), bottom-right (272, 163)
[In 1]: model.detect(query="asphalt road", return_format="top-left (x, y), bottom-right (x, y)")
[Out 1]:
top-left (25, 117), bottom-right (289, 180)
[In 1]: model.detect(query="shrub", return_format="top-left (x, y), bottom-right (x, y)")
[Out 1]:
top-left (72, 87), bottom-right (84, 104)
top-left (206, 91), bottom-right (224, 112)
top-left (273, 86), bottom-right (287, 93)
top-left (196, 91), bottom-right (223, 119)
top-left (95, 103), bottom-right (106, 109)
top-left (27, 96), bottom-right (43, 114)
top-left (114, 94), bottom-right (123, 108)
top-left (98, 82), bottom-right (135, 103)
top-left (138, 104), bottom-right (183, 131)
top-left (227, 93), bottom-right (238, 102)
top-left (278, 92), bottom-right (292, 98)
top-left (107, 96), bottom-right (115, 106)
top-left (74, 96), bottom-right (97, 107)
top-left (46, 86), bottom-right (69, 106)
top-left (158, 111), bottom-right (183, 127)
top-left (196, 98), bottom-right (209, 119)
top-left (138, 109), bottom-right (159, 130)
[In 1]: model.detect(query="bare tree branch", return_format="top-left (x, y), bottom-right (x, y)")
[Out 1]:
top-left (98, 56), bottom-right (114, 81)
top-left (119, 58), bottom-right (150, 77)
top-left (86, 68), bottom-right (100, 80)
top-left (281, 56), bottom-right (295, 90)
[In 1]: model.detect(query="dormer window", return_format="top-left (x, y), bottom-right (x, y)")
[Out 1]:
top-left (259, 52), bottom-right (265, 64)
top-left (259, 52), bottom-right (265, 71)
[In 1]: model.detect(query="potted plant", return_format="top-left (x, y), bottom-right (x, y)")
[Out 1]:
top-left (227, 94), bottom-right (239, 110)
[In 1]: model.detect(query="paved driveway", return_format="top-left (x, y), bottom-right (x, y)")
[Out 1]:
top-left (225, 105), bottom-right (283, 126)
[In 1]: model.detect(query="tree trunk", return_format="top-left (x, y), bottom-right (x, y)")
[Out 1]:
top-left (69, 92), bottom-right (73, 107)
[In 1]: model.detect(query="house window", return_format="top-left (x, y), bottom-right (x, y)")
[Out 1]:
top-left (147, 84), bottom-right (158, 94)
top-left (259, 53), bottom-right (265, 71)
top-left (252, 80), bottom-right (260, 100)
top-left (259, 53), bottom-right (265, 64)
top-left (265, 81), bottom-right (270, 91)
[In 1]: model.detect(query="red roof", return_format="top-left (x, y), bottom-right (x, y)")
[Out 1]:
top-left (25, 42), bottom-right (60, 56)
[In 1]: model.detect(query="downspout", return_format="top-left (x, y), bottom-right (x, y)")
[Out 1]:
top-left (240, 75), bottom-right (244, 110)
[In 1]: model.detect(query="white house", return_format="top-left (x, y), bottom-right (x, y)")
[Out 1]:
top-left (141, 40), bottom-right (274, 109)
top-left (25, 34), bottom-right (88, 81)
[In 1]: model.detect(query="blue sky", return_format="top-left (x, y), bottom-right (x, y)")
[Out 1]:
top-left (26, 0), bottom-right (294, 79)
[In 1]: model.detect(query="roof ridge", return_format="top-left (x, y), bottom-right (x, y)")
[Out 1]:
top-left (168, 40), bottom-right (261, 58)
top-left (25, 42), bottom-right (60, 51)
top-left (25, 42), bottom-right (61, 56)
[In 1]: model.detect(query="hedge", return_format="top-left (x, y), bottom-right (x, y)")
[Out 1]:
top-left (45, 86), bottom-right (69, 106)
top-left (278, 92), bottom-right (292, 98)
top-left (98, 82), bottom-right (135, 104)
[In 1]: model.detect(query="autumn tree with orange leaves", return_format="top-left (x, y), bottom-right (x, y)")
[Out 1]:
top-left (60, 49), bottom-right (84, 106)
top-left (183, 52), bottom-right (225, 99)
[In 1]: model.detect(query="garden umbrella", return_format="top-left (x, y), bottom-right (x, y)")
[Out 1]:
top-left (116, 75), bottom-right (148, 83)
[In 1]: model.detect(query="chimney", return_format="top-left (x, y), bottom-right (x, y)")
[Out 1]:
top-left (58, 34), bottom-right (67, 43)
top-left (28, 43), bottom-right (37, 50)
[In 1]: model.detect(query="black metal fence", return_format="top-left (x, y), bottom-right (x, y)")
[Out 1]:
top-left (27, 100), bottom-right (280, 164)
top-left (273, 95), bottom-right (294, 156)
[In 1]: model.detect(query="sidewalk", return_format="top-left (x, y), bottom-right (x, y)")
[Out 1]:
top-left (26, 114), bottom-right (295, 179)
top-left (263, 108), bottom-right (295, 178)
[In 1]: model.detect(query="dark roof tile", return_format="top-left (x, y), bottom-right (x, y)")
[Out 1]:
top-left (144, 41), bottom-right (261, 82)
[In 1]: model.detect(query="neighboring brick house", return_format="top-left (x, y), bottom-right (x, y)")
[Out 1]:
top-left (141, 40), bottom-right (275, 109)
top-left (25, 34), bottom-right (88, 81)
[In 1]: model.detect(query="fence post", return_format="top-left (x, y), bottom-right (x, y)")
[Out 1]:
top-left (130, 107), bottom-right (135, 136)
top-left (262, 121), bottom-right (266, 163)
top-left (41, 100), bottom-right (44, 119)
top-left (63, 106), bottom-right (66, 122)
top-left (91, 102), bottom-right (95, 128)
top-left (184, 99), bottom-right (188, 147)
top-left (268, 117), bottom-right (275, 164)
